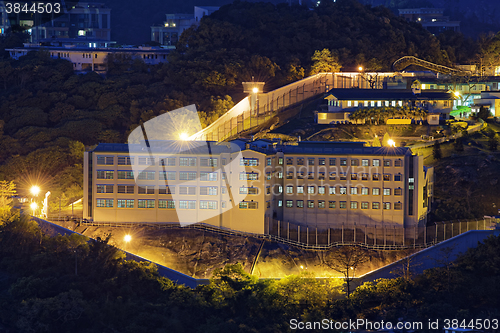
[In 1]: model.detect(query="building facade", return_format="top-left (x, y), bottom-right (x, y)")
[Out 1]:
top-left (399, 8), bottom-right (460, 34)
top-left (151, 6), bottom-right (219, 48)
top-left (0, 2), bottom-right (111, 42)
top-left (83, 140), bottom-right (433, 234)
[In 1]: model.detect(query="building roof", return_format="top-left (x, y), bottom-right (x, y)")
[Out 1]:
top-left (325, 88), bottom-right (454, 101)
top-left (7, 45), bottom-right (171, 54)
top-left (91, 140), bottom-right (412, 157)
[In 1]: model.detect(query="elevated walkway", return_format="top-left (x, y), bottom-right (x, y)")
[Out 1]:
top-left (393, 56), bottom-right (471, 75)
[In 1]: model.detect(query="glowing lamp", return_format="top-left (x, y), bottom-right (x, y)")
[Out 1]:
top-left (387, 139), bottom-right (396, 147)
top-left (30, 186), bottom-right (41, 196)
top-left (252, 87), bottom-right (259, 93)
top-left (179, 132), bottom-right (189, 141)
top-left (124, 234), bottom-right (132, 243)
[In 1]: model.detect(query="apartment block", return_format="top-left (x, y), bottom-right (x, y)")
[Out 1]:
top-left (84, 140), bottom-right (433, 234)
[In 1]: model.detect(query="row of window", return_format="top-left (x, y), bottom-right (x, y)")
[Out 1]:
top-left (97, 185), bottom-right (258, 195)
top-left (96, 199), bottom-right (258, 210)
top-left (275, 171), bottom-right (402, 181)
top-left (96, 170), bottom-right (221, 181)
top-left (278, 157), bottom-right (402, 167)
top-left (278, 200), bottom-right (402, 210)
top-left (267, 185), bottom-right (402, 196)
top-left (96, 156), bottom-right (221, 167)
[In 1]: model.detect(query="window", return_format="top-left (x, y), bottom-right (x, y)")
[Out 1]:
top-left (307, 200), bottom-right (315, 208)
top-left (160, 171), bottom-right (176, 181)
top-left (372, 174), bottom-right (380, 181)
top-left (384, 160), bottom-right (391, 167)
top-left (200, 201), bottom-right (218, 209)
top-left (240, 172), bottom-right (258, 180)
top-left (97, 156), bottom-right (114, 165)
top-left (277, 171), bottom-right (283, 179)
top-left (383, 202), bottom-right (391, 210)
top-left (297, 200), bottom-right (304, 208)
top-left (138, 186), bottom-right (155, 194)
top-left (383, 174), bottom-right (391, 181)
top-left (318, 201), bottom-right (325, 208)
top-left (318, 172), bottom-right (325, 180)
top-left (138, 199), bottom-right (155, 208)
top-left (350, 201), bottom-right (358, 209)
top-left (97, 185), bottom-right (113, 193)
top-left (308, 159), bottom-right (315, 166)
top-left (200, 158), bottom-right (218, 167)
top-left (297, 171), bottom-right (305, 179)
top-left (350, 187), bottom-right (358, 195)
top-left (160, 157), bottom-right (176, 166)
top-left (297, 186), bottom-right (304, 194)
top-left (158, 200), bottom-right (175, 209)
top-left (278, 200), bottom-right (283, 207)
top-left (394, 175), bottom-right (402, 182)
top-left (339, 201), bottom-right (347, 209)
top-left (240, 158), bottom-right (259, 166)
top-left (328, 201), bottom-right (336, 208)
top-left (286, 200), bottom-right (293, 208)
top-left (307, 186), bottom-right (315, 194)
top-left (138, 157), bottom-right (155, 166)
top-left (394, 202), bottom-right (402, 210)
top-left (340, 187), bottom-right (347, 195)
top-left (329, 187), bottom-right (336, 195)
top-left (276, 185), bottom-right (283, 193)
top-left (351, 173), bottom-right (358, 180)
top-left (361, 187), bottom-right (369, 195)
top-left (394, 188), bottom-right (402, 196)
top-left (222, 158), bottom-right (227, 165)
top-left (179, 187), bottom-right (196, 195)
top-left (117, 199), bottom-right (134, 208)
top-left (266, 158), bottom-right (272, 166)
top-left (308, 172), bottom-right (314, 179)
top-left (372, 188), bottom-right (380, 195)
top-left (286, 186), bottom-right (293, 194)
top-left (340, 172), bottom-right (347, 180)
top-left (361, 173), bottom-right (369, 181)
top-left (179, 157), bottom-right (196, 166)
top-left (238, 187), bottom-right (257, 195)
top-left (158, 186), bottom-right (174, 194)
top-left (266, 187), bottom-right (270, 194)
top-left (318, 186), bottom-right (325, 195)
top-left (361, 202), bottom-right (369, 209)
top-left (201, 187), bottom-right (218, 195)
top-left (96, 199), bottom-right (113, 207)
top-left (329, 158), bottom-right (336, 166)
top-left (117, 171), bottom-right (134, 179)
top-left (361, 159), bottom-right (369, 166)
top-left (200, 172), bottom-right (217, 181)
top-left (180, 172), bottom-right (197, 181)
top-left (340, 159), bottom-right (347, 166)
top-left (118, 157), bottom-right (133, 165)
top-left (97, 170), bottom-right (114, 179)
top-left (221, 201), bottom-right (227, 208)
top-left (373, 159), bottom-right (380, 167)
top-left (277, 157), bottom-right (283, 165)
top-left (351, 159), bottom-right (359, 166)
top-left (297, 158), bottom-right (304, 165)
top-left (117, 185), bottom-right (134, 194)
top-left (372, 202), bottom-right (380, 209)
top-left (138, 172), bottom-right (155, 180)
top-left (383, 188), bottom-right (391, 196)
top-left (266, 173), bottom-right (271, 180)
top-left (395, 160), bottom-right (402, 167)
top-left (286, 158), bottom-right (293, 165)
top-left (239, 202), bottom-right (258, 209)
top-left (319, 158), bottom-right (326, 165)
top-left (179, 200), bottom-right (196, 209)
top-left (329, 172), bottom-right (336, 180)
top-left (286, 171), bottom-right (294, 179)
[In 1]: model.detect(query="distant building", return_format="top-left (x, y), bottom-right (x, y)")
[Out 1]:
top-left (398, 8), bottom-right (460, 34)
top-left (7, 44), bottom-right (170, 72)
top-left (83, 140), bottom-right (433, 234)
top-left (151, 6), bottom-right (220, 48)
top-left (471, 91), bottom-right (500, 117)
top-left (0, 2), bottom-right (111, 42)
top-left (316, 88), bottom-right (455, 125)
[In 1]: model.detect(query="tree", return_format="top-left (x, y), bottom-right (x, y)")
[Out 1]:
top-left (477, 106), bottom-right (491, 121)
top-left (372, 136), bottom-right (381, 147)
top-left (325, 246), bottom-right (369, 297)
top-left (433, 141), bottom-right (442, 160)
top-left (309, 49), bottom-right (342, 75)
top-left (453, 137), bottom-right (464, 152)
top-left (0, 180), bottom-right (16, 223)
top-left (382, 132), bottom-right (391, 146)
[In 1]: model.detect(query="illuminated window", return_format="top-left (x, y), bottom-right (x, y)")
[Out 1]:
top-left (297, 200), bottom-right (304, 208)
top-left (328, 201), bottom-right (336, 208)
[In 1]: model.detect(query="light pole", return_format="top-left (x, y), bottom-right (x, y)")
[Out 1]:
top-left (124, 234), bottom-right (132, 252)
top-left (30, 202), bottom-right (38, 216)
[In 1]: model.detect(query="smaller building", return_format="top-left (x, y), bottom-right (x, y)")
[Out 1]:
top-left (151, 6), bottom-right (220, 48)
top-left (471, 91), bottom-right (500, 117)
top-left (316, 88), bottom-right (455, 125)
top-left (399, 8), bottom-right (460, 34)
top-left (7, 44), bottom-right (170, 72)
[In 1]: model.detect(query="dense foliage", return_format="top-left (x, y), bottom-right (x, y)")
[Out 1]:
top-left (0, 211), bottom-right (499, 332)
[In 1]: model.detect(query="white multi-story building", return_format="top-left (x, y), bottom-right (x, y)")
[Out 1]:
top-left (83, 140), bottom-right (433, 235)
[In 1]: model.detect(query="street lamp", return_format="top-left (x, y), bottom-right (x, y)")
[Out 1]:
top-left (179, 132), bottom-right (189, 141)
top-left (124, 234), bottom-right (132, 243)
top-left (387, 139), bottom-right (396, 147)
top-left (30, 202), bottom-right (38, 216)
top-left (358, 66), bottom-right (363, 72)
top-left (30, 186), bottom-right (40, 196)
